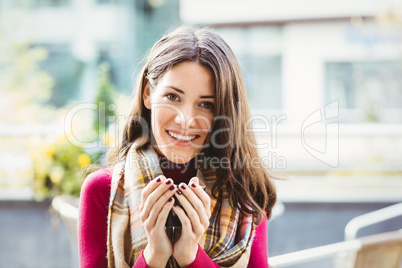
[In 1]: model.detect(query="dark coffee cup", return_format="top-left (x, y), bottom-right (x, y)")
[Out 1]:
top-left (165, 185), bottom-right (206, 227)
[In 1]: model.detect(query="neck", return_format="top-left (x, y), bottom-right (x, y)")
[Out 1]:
top-left (157, 153), bottom-right (197, 184)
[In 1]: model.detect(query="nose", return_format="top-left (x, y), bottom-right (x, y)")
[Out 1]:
top-left (175, 105), bottom-right (197, 129)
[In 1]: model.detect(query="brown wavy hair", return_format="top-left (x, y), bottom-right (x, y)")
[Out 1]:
top-left (106, 25), bottom-right (276, 223)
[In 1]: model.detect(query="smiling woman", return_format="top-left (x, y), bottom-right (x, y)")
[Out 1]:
top-left (78, 25), bottom-right (277, 268)
top-left (143, 61), bottom-right (215, 164)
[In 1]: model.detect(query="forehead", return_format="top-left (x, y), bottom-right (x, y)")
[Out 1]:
top-left (157, 61), bottom-right (215, 96)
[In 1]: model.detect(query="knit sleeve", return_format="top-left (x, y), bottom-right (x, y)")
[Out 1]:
top-left (78, 169), bottom-right (112, 268)
top-left (133, 252), bottom-right (149, 268)
top-left (247, 216), bottom-right (269, 268)
top-left (186, 245), bottom-right (220, 268)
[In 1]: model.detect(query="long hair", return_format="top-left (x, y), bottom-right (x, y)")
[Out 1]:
top-left (106, 25), bottom-right (276, 222)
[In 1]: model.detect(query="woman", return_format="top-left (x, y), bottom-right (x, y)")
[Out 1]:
top-left (78, 25), bottom-right (276, 268)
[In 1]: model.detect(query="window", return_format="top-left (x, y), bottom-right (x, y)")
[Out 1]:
top-left (326, 61), bottom-right (402, 123)
top-left (216, 26), bottom-right (282, 110)
top-left (33, 0), bottom-right (69, 7)
top-left (96, 0), bottom-right (113, 4)
top-left (36, 43), bottom-right (83, 107)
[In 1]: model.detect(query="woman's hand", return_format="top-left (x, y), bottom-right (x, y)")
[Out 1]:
top-left (172, 177), bottom-right (211, 267)
top-left (140, 175), bottom-right (177, 267)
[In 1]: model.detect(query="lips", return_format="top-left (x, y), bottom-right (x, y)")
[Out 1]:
top-left (166, 130), bottom-right (200, 142)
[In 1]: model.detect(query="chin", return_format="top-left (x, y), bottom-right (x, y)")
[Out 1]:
top-left (153, 136), bottom-right (204, 164)
top-left (164, 150), bottom-right (195, 164)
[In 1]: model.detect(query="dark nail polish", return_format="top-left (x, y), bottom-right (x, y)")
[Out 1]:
top-left (156, 177), bottom-right (161, 183)
top-left (191, 183), bottom-right (196, 188)
top-left (173, 203), bottom-right (177, 207)
top-left (169, 185), bottom-right (175, 191)
top-left (180, 184), bottom-right (186, 190)
top-left (177, 190), bottom-right (182, 195)
top-left (168, 197), bottom-right (172, 202)
top-left (165, 179), bottom-right (172, 185)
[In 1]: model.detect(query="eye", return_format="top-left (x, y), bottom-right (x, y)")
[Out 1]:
top-left (200, 101), bottom-right (215, 111)
top-left (166, 93), bottom-right (180, 101)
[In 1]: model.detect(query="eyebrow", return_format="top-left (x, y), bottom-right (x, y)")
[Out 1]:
top-left (166, 86), bottom-right (215, 99)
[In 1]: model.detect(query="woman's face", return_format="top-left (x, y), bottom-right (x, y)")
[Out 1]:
top-left (143, 61), bottom-right (215, 164)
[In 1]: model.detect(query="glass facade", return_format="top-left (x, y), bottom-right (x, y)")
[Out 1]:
top-left (33, 0), bottom-right (70, 7)
top-left (216, 26), bottom-right (282, 110)
top-left (37, 43), bottom-right (83, 107)
top-left (326, 61), bottom-right (402, 122)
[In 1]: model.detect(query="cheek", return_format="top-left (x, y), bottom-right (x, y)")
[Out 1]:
top-left (152, 107), bottom-right (175, 132)
top-left (198, 114), bottom-right (214, 133)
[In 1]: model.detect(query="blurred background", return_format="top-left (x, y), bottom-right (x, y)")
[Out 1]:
top-left (1, 0), bottom-right (401, 267)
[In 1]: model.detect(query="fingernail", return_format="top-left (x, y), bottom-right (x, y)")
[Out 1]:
top-left (165, 179), bottom-right (172, 185)
top-left (177, 190), bottom-right (182, 195)
top-left (180, 184), bottom-right (186, 190)
top-left (173, 203), bottom-right (177, 207)
top-left (191, 183), bottom-right (196, 188)
top-left (168, 197), bottom-right (173, 202)
top-left (156, 177), bottom-right (161, 183)
top-left (169, 185), bottom-right (175, 191)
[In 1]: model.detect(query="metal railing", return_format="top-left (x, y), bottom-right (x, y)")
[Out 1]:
top-left (51, 195), bottom-right (80, 267)
top-left (268, 239), bottom-right (361, 267)
top-left (269, 229), bottom-right (402, 268)
top-left (269, 203), bottom-right (402, 267)
top-left (344, 202), bottom-right (402, 241)
top-left (52, 196), bottom-right (79, 220)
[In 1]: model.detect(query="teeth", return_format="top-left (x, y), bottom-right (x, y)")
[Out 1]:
top-left (168, 131), bottom-right (197, 141)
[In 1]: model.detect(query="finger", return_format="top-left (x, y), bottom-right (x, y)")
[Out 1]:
top-left (188, 177), bottom-right (211, 217)
top-left (189, 177), bottom-right (199, 185)
top-left (154, 196), bottom-right (175, 229)
top-left (180, 182), bottom-right (211, 221)
top-left (172, 203), bottom-right (192, 233)
top-left (141, 178), bottom-right (175, 222)
top-left (146, 185), bottom-right (177, 227)
top-left (179, 183), bottom-right (210, 229)
top-left (174, 189), bottom-right (208, 233)
top-left (140, 175), bottom-right (166, 211)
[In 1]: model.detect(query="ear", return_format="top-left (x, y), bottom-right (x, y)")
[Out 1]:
top-left (142, 77), bottom-right (151, 109)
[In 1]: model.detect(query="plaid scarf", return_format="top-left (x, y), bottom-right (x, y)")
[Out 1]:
top-left (107, 141), bottom-right (255, 267)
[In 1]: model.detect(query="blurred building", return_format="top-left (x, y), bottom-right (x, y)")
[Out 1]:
top-left (0, 0), bottom-right (401, 201)
top-left (0, 0), bottom-right (180, 106)
top-left (3, 0), bottom-right (400, 120)
top-left (181, 0), bottom-right (402, 123)
top-left (0, 0), bottom-right (180, 193)
top-left (180, 0), bottom-right (402, 202)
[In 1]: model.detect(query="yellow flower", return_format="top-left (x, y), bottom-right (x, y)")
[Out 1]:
top-left (50, 166), bottom-right (64, 184)
top-left (44, 145), bottom-right (55, 157)
top-left (78, 153), bottom-right (91, 167)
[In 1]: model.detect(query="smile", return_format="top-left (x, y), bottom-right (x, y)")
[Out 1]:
top-left (167, 130), bottom-right (199, 142)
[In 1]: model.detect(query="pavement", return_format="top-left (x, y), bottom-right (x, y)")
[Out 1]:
top-left (0, 200), bottom-right (77, 268)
